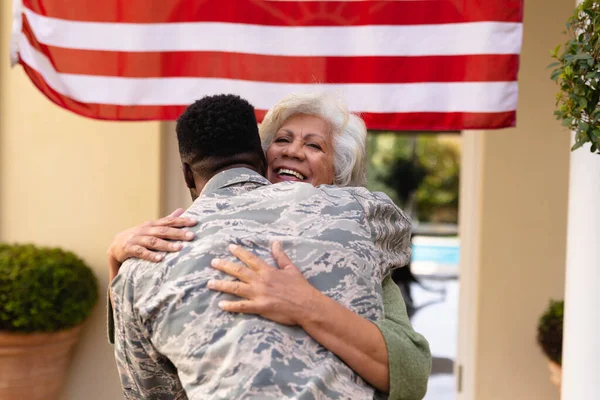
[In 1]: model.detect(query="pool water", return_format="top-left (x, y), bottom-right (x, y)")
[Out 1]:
top-left (410, 237), bottom-right (460, 276)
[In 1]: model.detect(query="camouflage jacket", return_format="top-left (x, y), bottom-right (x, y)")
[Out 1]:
top-left (111, 168), bottom-right (412, 400)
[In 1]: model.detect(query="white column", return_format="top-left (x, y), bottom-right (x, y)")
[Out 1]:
top-left (561, 136), bottom-right (600, 399)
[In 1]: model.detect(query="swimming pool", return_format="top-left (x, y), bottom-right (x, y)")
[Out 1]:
top-left (411, 236), bottom-right (460, 277)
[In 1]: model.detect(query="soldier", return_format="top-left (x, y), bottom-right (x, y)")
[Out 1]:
top-left (110, 94), bottom-right (430, 399)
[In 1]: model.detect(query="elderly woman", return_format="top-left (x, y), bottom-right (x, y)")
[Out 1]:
top-left (108, 93), bottom-right (430, 400)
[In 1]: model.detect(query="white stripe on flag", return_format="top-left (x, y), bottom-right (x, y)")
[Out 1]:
top-left (23, 7), bottom-right (523, 56)
top-left (10, 0), bottom-right (24, 66)
top-left (18, 34), bottom-right (519, 113)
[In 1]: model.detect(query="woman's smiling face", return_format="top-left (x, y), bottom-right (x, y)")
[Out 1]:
top-left (266, 114), bottom-right (335, 187)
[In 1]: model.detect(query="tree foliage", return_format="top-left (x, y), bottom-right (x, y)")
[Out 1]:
top-left (551, 0), bottom-right (600, 154)
top-left (367, 134), bottom-right (460, 223)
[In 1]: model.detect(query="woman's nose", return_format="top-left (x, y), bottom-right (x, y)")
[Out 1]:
top-left (282, 141), bottom-right (305, 160)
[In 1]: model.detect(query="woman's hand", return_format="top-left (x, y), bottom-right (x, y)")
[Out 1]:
top-left (107, 208), bottom-right (197, 282)
top-left (209, 242), bottom-right (390, 393)
top-left (208, 242), bottom-right (323, 326)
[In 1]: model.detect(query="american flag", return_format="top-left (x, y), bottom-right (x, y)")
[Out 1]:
top-left (10, 0), bottom-right (523, 130)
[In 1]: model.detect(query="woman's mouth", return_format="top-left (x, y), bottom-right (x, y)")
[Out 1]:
top-left (276, 168), bottom-right (306, 181)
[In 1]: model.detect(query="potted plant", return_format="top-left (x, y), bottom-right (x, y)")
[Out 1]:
top-left (536, 299), bottom-right (564, 390)
top-left (0, 243), bottom-right (98, 400)
top-left (550, 0), bottom-right (600, 154)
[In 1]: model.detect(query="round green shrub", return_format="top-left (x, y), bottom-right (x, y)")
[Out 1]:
top-left (0, 243), bottom-right (98, 333)
top-left (537, 299), bottom-right (564, 365)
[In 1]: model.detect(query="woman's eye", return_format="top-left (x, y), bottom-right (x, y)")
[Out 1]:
top-left (275, 137), bottom-right (290, 143)
top-left (307, 143), bottom-right (322, 150)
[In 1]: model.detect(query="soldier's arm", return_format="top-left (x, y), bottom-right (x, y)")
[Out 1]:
top-left (375, 275), bottom-right (431, 400)
top-left (111, 266), bottom-right (186, 399)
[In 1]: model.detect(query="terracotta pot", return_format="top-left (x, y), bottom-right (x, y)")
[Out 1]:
top-left (547, 360), bottom-right (562, 389)
top-left (0, 325), bottom-right (82, 400)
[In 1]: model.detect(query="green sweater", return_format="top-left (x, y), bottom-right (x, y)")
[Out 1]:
top-left (108, 275), bottom-right (430, 399)
top-left (375, 276), bottom-right (431, 400)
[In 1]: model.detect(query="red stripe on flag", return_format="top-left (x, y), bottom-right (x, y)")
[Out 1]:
top-left (23, 0), bottom-right (523, 25)
top-left (20, 61), bottom-right (515, 130)
top-left (21, 17), bottom-right (519, 84)
top-left (360, 110), bottom-right (516, 131)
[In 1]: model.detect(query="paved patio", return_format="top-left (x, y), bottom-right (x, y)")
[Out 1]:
top-left (410, 278), bottom-right (459, 400)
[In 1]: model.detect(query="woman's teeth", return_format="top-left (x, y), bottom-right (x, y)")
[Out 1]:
top-left (277, 168), bottom-right (305, 180)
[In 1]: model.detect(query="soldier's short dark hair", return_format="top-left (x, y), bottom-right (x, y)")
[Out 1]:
top-left (176, 94), bottom-right (265, 175)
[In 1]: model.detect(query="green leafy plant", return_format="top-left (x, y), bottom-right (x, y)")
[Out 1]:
top-left (537, 299), bottom-right (564, 365)
top-left (550, 0), bottom-right (600, 154)
top-left (0, 243), bottom-right (98, 333)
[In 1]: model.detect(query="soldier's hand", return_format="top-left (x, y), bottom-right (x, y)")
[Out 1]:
top-left (208, 242), bottom-right (323, 326)
top-left (107, 208), bottom-right (197, 281)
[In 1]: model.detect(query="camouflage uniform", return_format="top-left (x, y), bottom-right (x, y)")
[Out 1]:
top-left (111, 168), bottom-right (413, 400)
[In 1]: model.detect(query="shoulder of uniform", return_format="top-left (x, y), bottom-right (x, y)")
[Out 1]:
top-left (342, 188), bottom-right (411, 223)
top-left (117, 258), bottom-right (157, 291)
top-left (319, 185), bottom-right (389, 202)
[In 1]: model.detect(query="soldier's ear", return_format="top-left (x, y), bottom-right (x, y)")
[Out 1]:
top-left (182, 162), bottom-right (196, 190)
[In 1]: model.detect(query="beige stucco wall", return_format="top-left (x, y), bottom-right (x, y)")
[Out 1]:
top-left (471, 0), bottom-right (572, 398)
top-left (0, 2), bottom-right (162, 398)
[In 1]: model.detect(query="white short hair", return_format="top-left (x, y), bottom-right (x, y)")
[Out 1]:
top-left (259, 92), bottom-right (367, 187)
